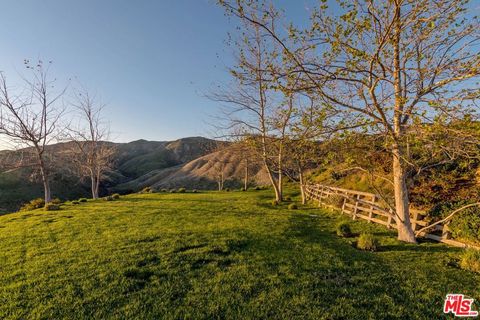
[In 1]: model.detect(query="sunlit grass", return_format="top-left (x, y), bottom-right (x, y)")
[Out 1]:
top-left (0, 190), bottom-right (478, 319)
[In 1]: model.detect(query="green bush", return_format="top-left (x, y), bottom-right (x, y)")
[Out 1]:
top-left (112, 193), bottom-right (120, 200)
top-left (254, 186), bottom-right (261, 191)
top-left (460, 249), bottom-right (480, 273)
top-left (78, 198), bottom-right (87, 203)
top-left (161, 189), bottom-right (168, 193)
top-left (428, 201), bottom-right (480, 244)
top-left (169, 189), bottom-right (176, 193)
top-left (71, 201), bottom-right (80, 205)
top-left (20, 198), bottom-right (45, 211)
top-left (225, 188), bottom-right (230, 192)
top-left (44, 203), bottom-right (60, 211)
top-left (178, 188), bottom-right (186, 193)
top-left (336, 221), bottom-right (352, 237)
top-left (104, 196), bottom-right (114, 201)
top-left (271, 199), bottom-right (278, 206)
top-left (284, 196), bottom-right (292, 201)
top-left (192, 189), bottom-right (198, 193)
top-left (288, 203), bottom-right (298, 210)
top-left (51, 198), bottom-right (62, 205)
top-left (357, 233), bottom-right (379, 251)
top-left (141, 187), bottom-right (152, 194)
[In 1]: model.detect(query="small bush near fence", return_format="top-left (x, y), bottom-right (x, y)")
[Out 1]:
top-left (336, 221), bottom-right (352, 237)
top-left (78, 198), bottom-right (87, 203)
top-left (112, 194), bottom-right (121, 200)
top-left (460, 249), bottom-right (480, 273)
top-left (357, 233), bottom-right (379, 252)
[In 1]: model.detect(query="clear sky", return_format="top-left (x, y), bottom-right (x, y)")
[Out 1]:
top-left (0, 0), bottom-right (313, 145)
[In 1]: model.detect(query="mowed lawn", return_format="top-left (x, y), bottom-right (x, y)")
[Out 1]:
top-left (0, 191), bottom-right (478, 319)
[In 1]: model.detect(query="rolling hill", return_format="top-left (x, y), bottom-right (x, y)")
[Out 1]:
top-left (0, 137), bottom-right (267, 212)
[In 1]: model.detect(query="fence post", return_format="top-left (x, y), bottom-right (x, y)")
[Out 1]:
top-left (341, 196), bottom-right (347, 215)
top-left (387, 209), bottom-right (393, 229)
top-left (442, 222), bottom-right (451, 240)
top-left (368, 195), bottom-right (376, 223)
top-left (411, 209), bottom-right (418, 233)
top-left (352, 194), bottom-right (360, 220)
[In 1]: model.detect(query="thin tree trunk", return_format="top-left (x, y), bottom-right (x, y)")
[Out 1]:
top-left (298, 167), bottom-right (306, 205)
top-left (277, 145), bottom-right (283, 201)
top-left (244, 158), bottom-right (249, 191)
top-left (41, 172), bottom-right (51, 203)
top-left (263, 159), bottom-right (281, 201)
top-left (36, 150), bottom-right (51, 203)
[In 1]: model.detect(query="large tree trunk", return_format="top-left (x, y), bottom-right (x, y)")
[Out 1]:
top-left (392, 145), bottom-right (416, 243)
top-left (391, 2), bottom-right (416, 243)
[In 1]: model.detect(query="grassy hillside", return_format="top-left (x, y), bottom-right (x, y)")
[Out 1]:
top-left (0, 191), bottom-right (478, 319)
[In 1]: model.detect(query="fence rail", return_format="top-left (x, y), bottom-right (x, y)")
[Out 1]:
top-left (304, 183), bottom-right (478, 249)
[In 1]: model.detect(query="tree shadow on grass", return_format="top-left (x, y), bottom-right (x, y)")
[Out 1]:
top-left (281, 213), bottom-right (440, 319)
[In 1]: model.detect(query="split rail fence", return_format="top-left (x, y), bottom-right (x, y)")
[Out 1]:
top-left (304, 183), bottom-right (477, 248)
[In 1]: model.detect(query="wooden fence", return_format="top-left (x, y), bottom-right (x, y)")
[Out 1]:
top-left (304, 183), bottom-right (478, 249)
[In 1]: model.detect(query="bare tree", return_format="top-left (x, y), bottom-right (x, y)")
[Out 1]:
top-left (210, 2), bottom-right (292, 201)
top-left (66, 89), bottom-right (114, 199)
top-left (0, 60), bottom-right (66, 203)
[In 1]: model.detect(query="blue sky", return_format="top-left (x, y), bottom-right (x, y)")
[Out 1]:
top-left (0, 0), bottom-right (313, 144)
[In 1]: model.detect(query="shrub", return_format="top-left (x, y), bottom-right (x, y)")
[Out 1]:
top-left (254, 186), bottom-right (261, 190)
top-left (284, 196), bottom-right (292, 201)
top-left (357, 233), bottom-right (379, 251)
top-left (51, 198), bottom-right (62, 205)
top-left (44, 203), bottom-right (60, 211)
top-left (225, 188), bottom-right (230, 192)
top-left (240, 187), bottom-right (246, 191)
top-left (104, 196), bottom-right (114, 201)
top-left (271, 200), bottom-right (278, 206)
top-left (161, 189), bottom-right (168, 193)
top-left (141, 187), bottom-right (152, 194)
top-left (112, 193), bottom-right (120, 199)
top-left (178, 188), bottom-right (186, 193)
top-left (336, 221), bottom-right (352, 237)
top-left (71, 201), bottom-right (80, 205)
top-left (20, 198), bottom-right (45, 211)
top-left (169, 189), bottom-right (176, 193)
top-left (78, 198), bottom-right (87, 203)
top-left (288, 203), bottom-right (298, 210)
top-left (192, 189), bottom-right (198, 193)
top-left (460, 249), bottom-right (480, 273)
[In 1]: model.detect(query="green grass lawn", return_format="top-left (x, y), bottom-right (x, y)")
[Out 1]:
top-left (0, 190), bottom-right (478, 319)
